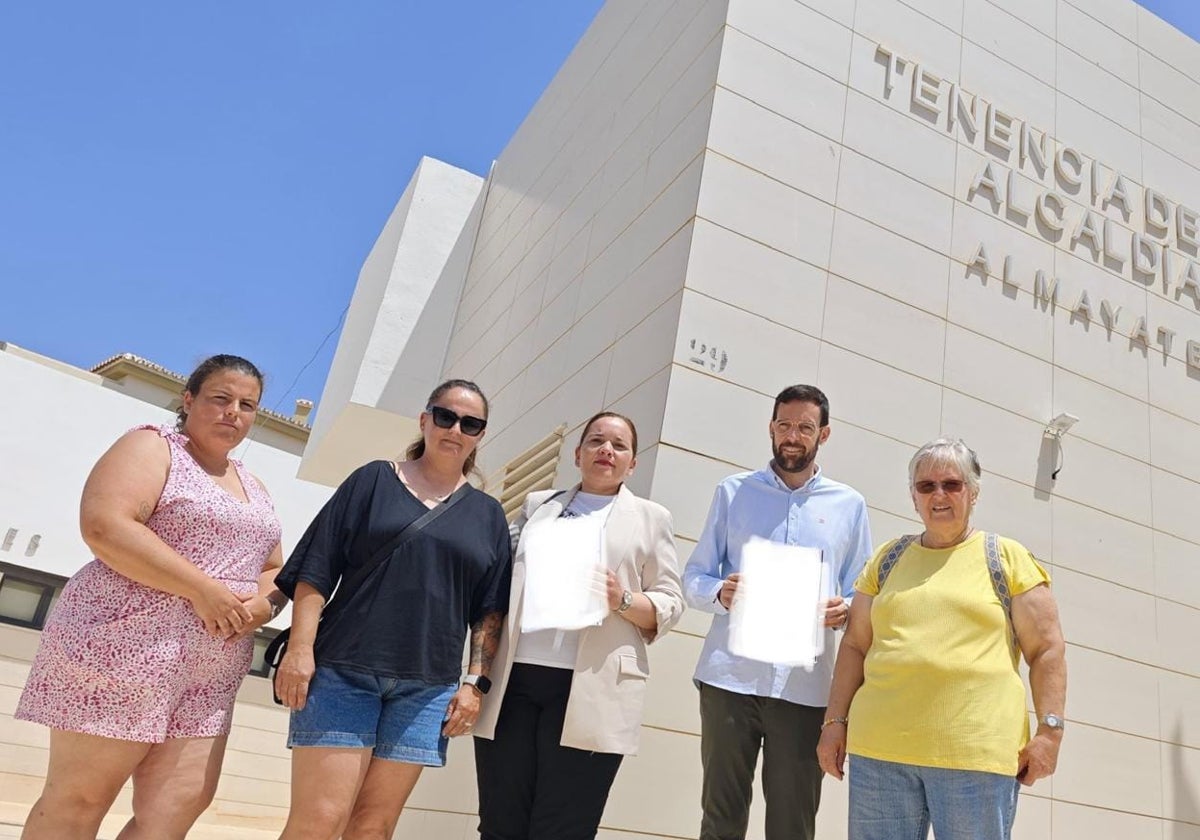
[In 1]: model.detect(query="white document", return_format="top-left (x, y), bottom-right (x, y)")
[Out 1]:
top-left (728, 537), bottom-right (829, 669)
top-left (520, 517), bottom-right (609, 633)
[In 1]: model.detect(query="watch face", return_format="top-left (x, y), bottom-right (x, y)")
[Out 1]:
top-left (1042, 714), bottom-right (1064, 729)
top-left (466, 674), bottom-right (492, 694)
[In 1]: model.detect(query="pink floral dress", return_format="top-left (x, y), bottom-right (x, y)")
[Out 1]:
top-left (16, 425), bottom-right (282, 742)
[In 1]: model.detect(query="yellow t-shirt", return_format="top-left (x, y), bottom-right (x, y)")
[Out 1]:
top-left (847, 531), bottom-right (1050, 775)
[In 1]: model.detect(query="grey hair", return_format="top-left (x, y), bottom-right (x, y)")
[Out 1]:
top-left (908, 438), bottom-right (982, 494)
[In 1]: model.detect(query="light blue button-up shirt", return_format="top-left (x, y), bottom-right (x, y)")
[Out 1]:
top-left (684, 464), bottom-right (873, 708)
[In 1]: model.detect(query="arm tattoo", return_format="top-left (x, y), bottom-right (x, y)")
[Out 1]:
top-left (469, 611), bottom-right (504, 676)
top-left (134, 501), bottom-right (154, 524)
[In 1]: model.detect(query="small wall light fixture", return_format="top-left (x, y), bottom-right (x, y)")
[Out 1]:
top-left (1044, 413), bottom-right (1079, 440)
top-left (1044, 413), bottom-right (1079, 480)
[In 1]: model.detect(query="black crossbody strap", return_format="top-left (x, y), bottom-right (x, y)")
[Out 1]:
top-left (327, 479), bottom-right (473, 615)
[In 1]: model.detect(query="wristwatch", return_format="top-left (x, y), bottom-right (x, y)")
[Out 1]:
top-left (1039, 713), bottom-right (1065, 731)
top-left (616, 590), bottom-right (634, 613)
top-left (462, 674), bottom-right (492, 695)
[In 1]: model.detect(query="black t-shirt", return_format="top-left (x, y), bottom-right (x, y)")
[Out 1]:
top-left (275, 460), bottom-right (512, 684)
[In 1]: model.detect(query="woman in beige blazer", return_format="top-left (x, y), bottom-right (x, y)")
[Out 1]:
top-left (472, 410), bottom-right (684, 840)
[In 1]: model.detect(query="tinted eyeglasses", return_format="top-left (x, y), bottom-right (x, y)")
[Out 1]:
top-left (914, 479), bottom-right (966, 494)
top-left (426, 405), bottom-right (487, 437)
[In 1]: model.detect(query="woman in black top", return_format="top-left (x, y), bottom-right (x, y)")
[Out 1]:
top-left (273, 379), bottom-right (511, 840)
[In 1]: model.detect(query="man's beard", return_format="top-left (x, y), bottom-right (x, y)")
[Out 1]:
top-left (773, 441), bottom-right (818, 473)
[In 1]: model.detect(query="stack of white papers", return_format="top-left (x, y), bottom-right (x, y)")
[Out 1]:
top-left (728, 537), bottom-right (829, 669)
top-left (520, 517), bottom-right (609, 632)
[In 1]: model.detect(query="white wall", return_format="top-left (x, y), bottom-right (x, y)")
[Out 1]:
top-left (644, 1), bottom-right (1200, 838)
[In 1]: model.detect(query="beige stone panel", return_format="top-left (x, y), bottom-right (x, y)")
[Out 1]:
top-left (837, 148), bottom-right (955, 255)
top-left (1141, 50), bottom-right (1200, 131)
top-left (1053, 366), bottom-right (1151, 464)
top-left (686, 218), bottom-right (828, 340)
top-left (1064, 646), bottom-right (1160, 740)
top-left (1138, 4), bottom-right (1200, 81)
top-left (661, 366), bottom-right (774, 473)
top-left (951, 156), bottom-right (1059, 266)
top-left (1050, 800), bottom-right (1164, 840)
top-left (221, 750), bottom-right (290, 786)
top-left (816, 344), bottom-right (943, 447)
top-left (964, 0), bottom-right (1056, 84)
top-left (1151, 408), bottom-right (1200, 486)
top-left (1052, 568), bottom-right (1158, 665)
top-left (727, 0), bottom-right (852, 82)
top-left (853, 0), bottom-right (963, 77)
top-left (707, 88), bottom-right (841, 204)
top-left (697, 152), bottom-right (836, 267)
top-left (1054, 723), bottom-right (1163, 817)
top-left (1050, 495), bottom-right (1153, 592)
top-left (1154, 530), bottom-right (1200, 612)
top-left (1147, 356), bottom-right (1200, 432)
top-left (1156, 598), bottom-right (1200, 678)
top-left (590, 167), bottom-right (650, 265)
top-left (940, 389), bottom-right (1046, 482)
top-left (796, 0), bottom-right (854, 27)
top-left (0, 656), bottom-right (31, 687)
top-left (830, 208), bottom-right (951, 319)
top-left (817, 423), bottom-right (922, 521)
top-left (961, 39), bottom-right (1056, 135)
top-left (1057, 93), bottom-right (1143, 188)
top-left (1142, 95), bottom-right (1200, 177)
top-left (645, 90), bottom-right (713, 204)
top-left (1161, 741), bottom-right (1200, 827)
top-left (1057, 1), bottom-right (1139, 84)
top-left (718, 28), bottom-right (848, 142)
top-left (674, 289), bottom-right (821, 399)
top-left (606, 300), bottom-right (683, 408)
top-left (600, 728), bottom-right (701, 837)
top-left (1146, 293), bottom-right (1200, 368)
top-left (946, 261), bottom-right (1054, 361)
top-left (644, 630), bottom-right (702, 736)
top-left (944, 325), bottom-right (1053, 423)
top-left (1160, 669), bottom-right (1200, 751)
top-left (969, 471), bottom-right (1053, 561)
top-left (1051, 302), bottom-right (1150, 405)
top-left (906, 0), bottom-right (965, 30)
top-left (842, 85), bottom-right (957, 196)
top-left (1047, 435), bottom-right (1153, 528)
top-left (823, 275), bottom-right (948, 382)
top-left (1152, 469), bottom-right (1200, 548)
top-left (997, 2), bottom-right (1052, 35)
top-left (228, 698), bottom-right (290, 734)
top-left (1062, 0), bottom-right (1137, 39)
top-left (1143, 144), bottom-right (1200, 213)
top-left (651, 443), bottom-right (754, 541)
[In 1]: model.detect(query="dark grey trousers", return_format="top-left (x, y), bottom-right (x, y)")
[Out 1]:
top-left (698, 682), bottom-right (826, 840)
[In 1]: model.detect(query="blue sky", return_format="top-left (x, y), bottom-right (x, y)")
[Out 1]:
top-left (1, 1), bottom-right (1198, 416)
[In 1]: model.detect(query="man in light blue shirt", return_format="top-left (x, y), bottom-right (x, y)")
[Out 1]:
top-left (684, 384), bottom-right (872, 840)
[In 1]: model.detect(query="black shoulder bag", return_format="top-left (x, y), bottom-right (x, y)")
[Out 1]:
top-left (265, 481), bottom-right (473, 704)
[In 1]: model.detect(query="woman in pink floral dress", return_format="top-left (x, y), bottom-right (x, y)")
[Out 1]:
top-left (16, 354), bottom-right (286, 840)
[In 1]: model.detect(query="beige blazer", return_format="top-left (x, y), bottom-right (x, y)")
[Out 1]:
top-left (473, 484), bottom-right (684, 755)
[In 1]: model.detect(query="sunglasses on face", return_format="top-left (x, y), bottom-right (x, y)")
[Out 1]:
top-left (914, 479), bottom-right (966, 494)
top-left (426, 405), bottom-right (487, 437)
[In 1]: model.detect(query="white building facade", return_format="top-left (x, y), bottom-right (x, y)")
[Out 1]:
top-left (309, 1), bottom-right (1200, 838)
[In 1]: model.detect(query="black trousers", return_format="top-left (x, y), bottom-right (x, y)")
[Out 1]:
top-left (698, 682), bottom-right (826, 840)
top-left (474, 663), bottom-right (623, 840)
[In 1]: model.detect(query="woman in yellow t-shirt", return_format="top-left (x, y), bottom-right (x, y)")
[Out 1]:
top-left (816, 438), bottom-right (1066, 840)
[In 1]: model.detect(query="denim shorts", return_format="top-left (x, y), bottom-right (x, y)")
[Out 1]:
top-left (287, 665), bottom-right (457, 766)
